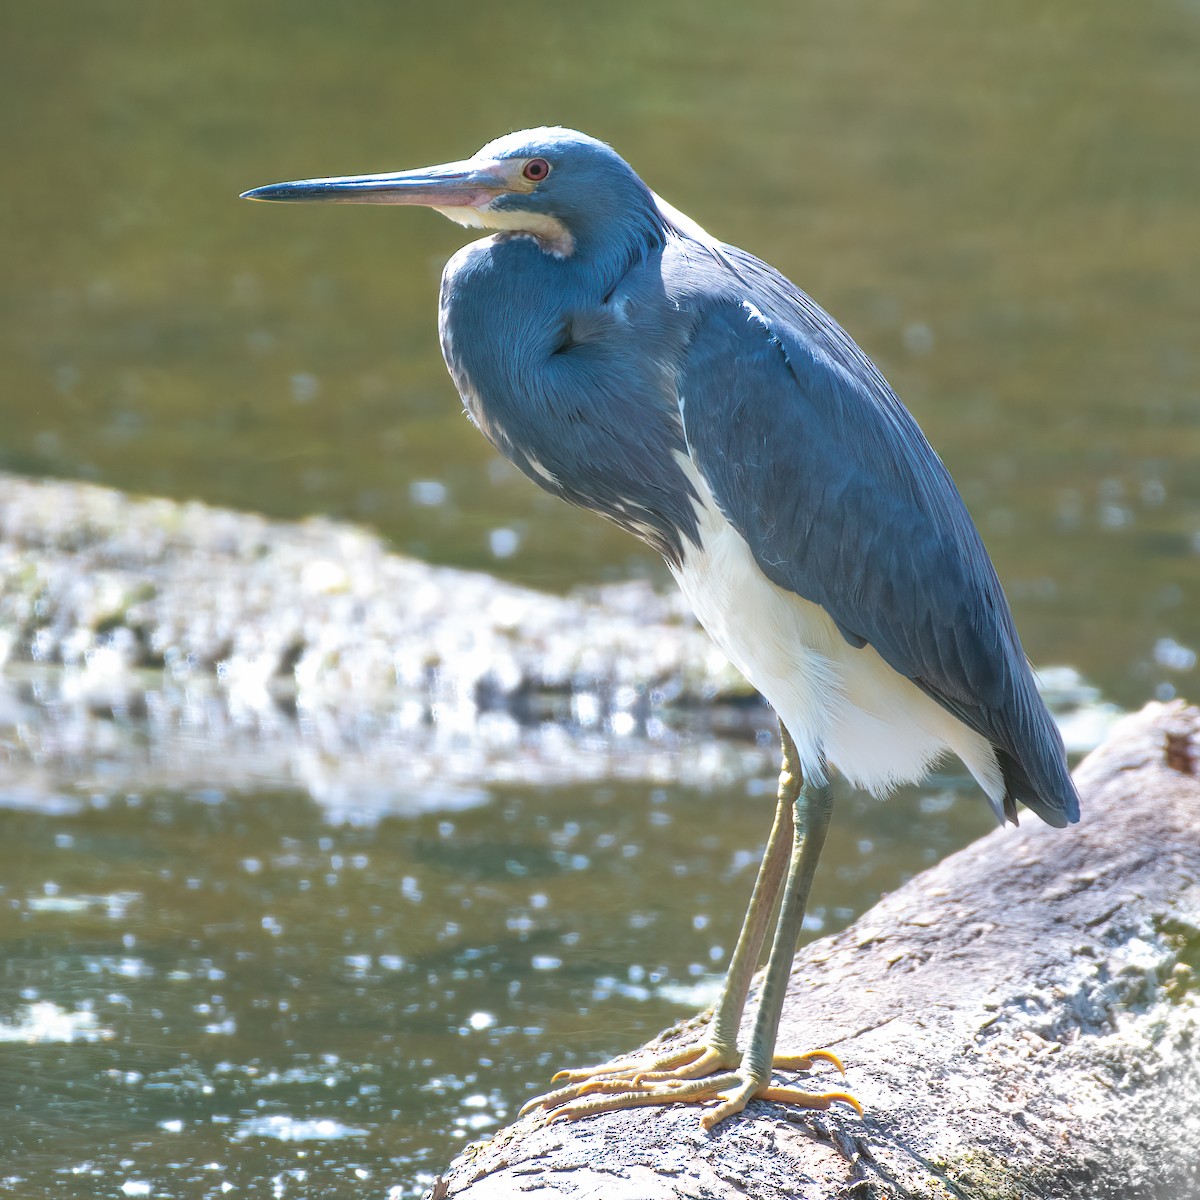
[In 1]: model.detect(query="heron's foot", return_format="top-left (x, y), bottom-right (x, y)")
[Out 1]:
top-left (548, 1040), bottom-right (739, 1087)
top-left (691, 1066), bottom-right (863, 1132)
top-left (520, 1044), bottom-right (857, 1131)
top-left (529, 1065), bottom-right (861, 1132)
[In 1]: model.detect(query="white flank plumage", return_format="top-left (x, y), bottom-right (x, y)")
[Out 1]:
top-left (670, 455), bottom-right (1007, 815)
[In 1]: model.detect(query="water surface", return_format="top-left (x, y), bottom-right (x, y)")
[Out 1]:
top-left (1, 0), bottom-right (1198, 1194)
top-left (1, 757), bottom-right (996, 1198)
top-left (2, 0), bottom-right (1197, 703)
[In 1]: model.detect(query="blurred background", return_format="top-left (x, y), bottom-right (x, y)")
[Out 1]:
top-left (1, 1), bottom-right (1197, 1197)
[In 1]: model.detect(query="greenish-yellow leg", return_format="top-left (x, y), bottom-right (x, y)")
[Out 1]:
top-left (706, 725), bottom-right (797, 1057)
top-left (695, 770), bottom-right (845, 1129)
top-left (519, 724), bottom-right (861, 1129)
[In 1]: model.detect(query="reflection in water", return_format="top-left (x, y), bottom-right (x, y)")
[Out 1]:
top-left (1, 761), bottom-right (997, 1197)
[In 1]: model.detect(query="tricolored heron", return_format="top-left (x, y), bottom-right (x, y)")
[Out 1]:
top-left (243, 128), bottom-right (1080, 1130)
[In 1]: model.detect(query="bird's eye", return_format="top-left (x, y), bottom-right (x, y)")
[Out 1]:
top-left (523, 158), bottom-right (551, 182)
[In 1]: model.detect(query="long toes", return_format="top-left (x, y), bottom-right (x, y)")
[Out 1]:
top-left (632, 1045), bottom-right (707, 1073)
top-left (630, 1046), bottom-right (737, 1086)
top-left (550, 1063), bottom-right (629, 1084)
top-left (518, 1081), bottom-right (591, 1116)
top-left (523, 1063), bottom-right (864, 1129)
top-left (573, 1075), bottom-right (677, 1099)
top-left (542, 1073), bottom-right (744, 1124)
top-left (698, 1084), bottom-right (755, 1131)
top-left (544, 1090), bottom-right (695, 1124)
top-left (771, 1048), bottom-right (846, 1075)
top-left (699, 1081), bottom-right (863, 1131)
top-left (758, 1085), bottom-right (864, 1116)
top-left (549, 1043), bottom-right (705, 1085)
top-left (520, 1074), bottom-right (668, 1117)
top-left (518, 1093), bottom-right (554, 1117)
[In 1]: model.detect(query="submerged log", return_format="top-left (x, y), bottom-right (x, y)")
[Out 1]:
top-left (431, 702), bottom-right (1200, 1200)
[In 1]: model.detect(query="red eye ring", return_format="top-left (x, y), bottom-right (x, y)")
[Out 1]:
top-left (523, 158), bottom-right (550, 182)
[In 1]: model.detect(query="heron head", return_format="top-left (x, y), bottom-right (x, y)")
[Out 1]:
top-left (242, 127), bottom-right (661, 259)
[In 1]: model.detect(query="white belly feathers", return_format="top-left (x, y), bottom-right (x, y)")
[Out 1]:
top-left (670, 455), bottom-right (1006, 814)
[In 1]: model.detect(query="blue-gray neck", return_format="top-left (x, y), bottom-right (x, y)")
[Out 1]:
top-left (440, 213), bottom-right (702, 564)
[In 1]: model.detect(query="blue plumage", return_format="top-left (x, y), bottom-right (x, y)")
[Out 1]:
top-left (427, 132), bottom-right (1077, 828)
top-left (438, 226), bottom-right (703, 564)
top-left (676, 270), bottom-right (1077, 827)
top-left (244, 127), bottom-right (1082, 1130)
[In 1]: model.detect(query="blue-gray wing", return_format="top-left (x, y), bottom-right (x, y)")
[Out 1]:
top-left (678, 275), bottom-right (1078, 827)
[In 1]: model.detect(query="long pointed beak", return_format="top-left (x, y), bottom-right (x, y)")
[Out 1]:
top-left (240, 158), bottom-right (514, 207)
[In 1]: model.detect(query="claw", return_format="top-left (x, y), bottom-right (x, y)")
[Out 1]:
top-left (522, 1085), bottom-right (580, 1115)
top-left (771, 1048), bottom-right (846, 1075)
top-left (760, 1085), bottom-right (864, 1116)
top-left (550, 1064), bottom-right (609, 1083)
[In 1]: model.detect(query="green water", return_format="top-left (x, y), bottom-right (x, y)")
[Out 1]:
top-left (1, 766), bottom-right (995, 1198)
top-left (5, 0), bottom-right (1199, 703)
top-left (1, 0), bottom-right (1198, 1195)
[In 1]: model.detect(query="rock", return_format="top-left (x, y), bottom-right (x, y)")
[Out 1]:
top-left (0, 472), bottom-right (733, 707)
top-left (0, 470), bottom-right (1122, 820)
top-left (430, 702), bottom-right (1200, 1200)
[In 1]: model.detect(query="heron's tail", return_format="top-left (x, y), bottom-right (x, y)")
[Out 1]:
top-left (995, 697), bottom-right (1081, 828)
